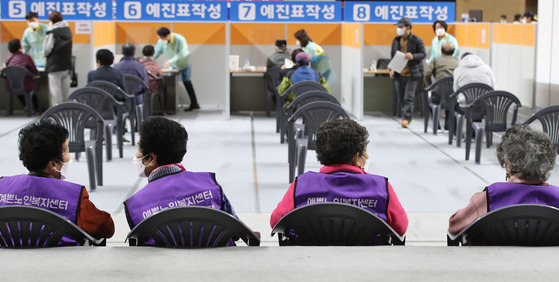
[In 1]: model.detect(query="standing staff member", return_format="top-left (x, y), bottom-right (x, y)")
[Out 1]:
top-left (43, 11), bottom-right (73, 107)
top-left (389, 17), bottom-right (426, 128)
top-left (154, 27), bottom-right (199, 111)
top-left (22, 12), bottom-right (49, 68)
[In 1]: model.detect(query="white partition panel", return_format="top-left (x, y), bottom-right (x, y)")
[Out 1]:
top-left (340, 23), bottom-right (363, 119)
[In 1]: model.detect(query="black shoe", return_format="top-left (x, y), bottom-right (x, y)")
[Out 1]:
top-left (184, 104), bottom-right (200, 112)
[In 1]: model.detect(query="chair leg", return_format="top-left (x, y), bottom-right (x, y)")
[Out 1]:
top-left (128, 115), bottom-right (135, 146)
top-left (423, 103), bottom-right (430, 133)
top-left (266, 91), bottom-right (271, 118)
top-left (7, 92), bottom-right (14, 116)
top-left (297, 143), bottom-right (307, 177)
top-left (86, 148), bottom-right (96, 191)
top-left (456, 115), bottom-right (464, 148)
top-left (448, 111), bottom-right (455, 145)
top-left (486, 131), bottom-right (492, 148)
top-left (475, 128), bottom-right (484, 164)
top-left (105, 125), bottom-right (112, 161)
top-left (117, 123), bottom-right (124, 159)
top-left (95, 145), bottom-right (103, 186)
top-left (24, 93), bottom-right (32, 117)
top-left (432, 106), bottom-right (440, 135)
top-left (275, 97), bottom-right (282, 133)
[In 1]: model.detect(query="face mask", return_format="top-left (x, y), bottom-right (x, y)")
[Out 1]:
top-left (159, 39), bottom-right (168, 44)
top-left (357, 156), bottom-right (371, 173)
top-left (521, 18), bottom-right (527, 24)
top-left (500, 20), bottom-right (507, 23)
top-left (435, 28), bottom-right (445, 37)
top-left (48, 22), bottom-right (53, 27)
top-left (132, 155), bottom-right (150, 178)
top-left (28, 22), bottom-right (39, 29)
top-left (396, 27), bottom-right (405, 36)
top-left (56, 159), bottom-right (73, 180)
top-left (295, 40), bottom-right (301, 46)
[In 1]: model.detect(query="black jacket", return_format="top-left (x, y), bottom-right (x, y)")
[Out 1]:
top-left (45, 26), bottom-right (73, 73)
top-left (390, 33), bottom-right (426, 80)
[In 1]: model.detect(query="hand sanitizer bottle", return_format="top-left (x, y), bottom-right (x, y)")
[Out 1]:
top-left (370, 59), bottom-right (377, 71)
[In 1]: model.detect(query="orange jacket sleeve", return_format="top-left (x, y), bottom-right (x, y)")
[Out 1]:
top-left (77, 188), bottom-right (115, 238)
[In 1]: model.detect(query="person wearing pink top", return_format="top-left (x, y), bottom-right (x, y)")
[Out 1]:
top-left (270, 119), bottom-right (408, 236)
top-left (137, 45), bottom-right (162, 94)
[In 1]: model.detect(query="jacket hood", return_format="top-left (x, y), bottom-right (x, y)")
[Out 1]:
top-left (459, 54), bottom-right (486, 68)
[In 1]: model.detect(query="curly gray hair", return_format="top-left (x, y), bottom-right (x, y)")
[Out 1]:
top-left (496, 124), bottom-right (556, 181)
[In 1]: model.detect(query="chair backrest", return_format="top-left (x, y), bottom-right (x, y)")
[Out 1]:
top-left (123, 74), bottom-right (149, 96)
top-left (41, 102), bottom-right (104, 154)
top-left (147, 71), bottom-right (164, 95)
top-left (472, 90), bottom-right (521, 131)
top-left (287, 101), bottom-right (349, 150)
top-left (280, 81), bottom-right (328, 105)
top-left (0, 206), bottom-right (102, 247)
top-left (523, 105), bottom-right (559, 154)
top-left (86, 80), bottom-right (128, 102)
top-left (447, 204), bottom-right (559, 246)
top-left (271, 203), bottom-right (405, 246)
top-left (286, 90), bottom-right (340, 117)
top-left (426, 76), bottom-right (454, 109)
top-left (264, 66), bottom-right (282, 93)
top-left (126, 206), bottom-right (260, 247)
top-left (0, 65), bottom-right (36, 93)
top-left (68, 87), bottom-right (121, 121)
top-left (450, 83), bottom-right (494, 119)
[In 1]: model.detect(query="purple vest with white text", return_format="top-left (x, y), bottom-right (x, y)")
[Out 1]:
top-left (486, 182), bottom-right (559, 211)
top-left (124, 171), bottom-right (223, 229)
top-left (294, 171), bottom-right (389, 221)
top-left (0, 174), bottom-right (82, 223)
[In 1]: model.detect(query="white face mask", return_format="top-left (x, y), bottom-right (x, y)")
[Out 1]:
top-left (500, 20), bottom-right (507, 23)
top-left (159, 38), bottom-right (168, 44)
top-left (435, 28), bottom-right (445, 37)
top-left (28, 22), bottom-right (39, 29)
top-left (521, 18), bottom-right (527, 24)
top-left (132, 155), bottom-right (150, 178)
top-left (396, 27), bottom-right (405, 36)
top-left (358, 155), bottom-right (370, 173)
top-left (56, 159), bottom-right (73, 180)
top-left (295, 40), bottom-right (301, 46)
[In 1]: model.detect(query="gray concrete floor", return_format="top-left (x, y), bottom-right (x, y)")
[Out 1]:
top-left (0, 107), bottom-right (558, 280)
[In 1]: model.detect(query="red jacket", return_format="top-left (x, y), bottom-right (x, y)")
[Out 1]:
top-left (137, 57), bottom-right (162, 94)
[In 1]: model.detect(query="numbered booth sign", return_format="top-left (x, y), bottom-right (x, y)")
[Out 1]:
top-left (344, 1), bottom-right (455, 23)
top-left (1, 0), bottom-right (112, 20)
top-left (116, 0), bottom-right (228, 21)
top-left (230, 1), bottom-right (342, 22)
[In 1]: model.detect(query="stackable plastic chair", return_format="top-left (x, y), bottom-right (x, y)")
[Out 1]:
top-left (126, 206), bottom-right (260, 247)
top-left (87, 80), bottom-right (136, 145)
top-left (422, 76), bottom-right (454, 135)
top-left (0, 206), bottom-right (105, 247)
top-left (447, 204), bottom-right (559, 246)
top-left (69, 87), bottom-right (126, 161)
top-left (263, 66), bottom-right (281, 117)
top-left (123, 74), bottom-right (151, 121)
top-left (41, 102), bottom-right (104, 191)
top-left (0, 66), bottom-right (40, 116)
top-left (272, 203), bottom-right (405, 246)
top-left (287, 101), bottom-right (349, 183)
top-left (466, 91), bottom-right (521, 164)
top-left (448, 83), bottom-right (493, 146)
top-left (147, 71), bottom-right (166, 115)
top-left (522, 105), bottom-right (559, 154)
top-left (277, 81), bottom-right (328, 142)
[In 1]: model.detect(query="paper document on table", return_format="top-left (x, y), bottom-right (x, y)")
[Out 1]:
top-left (284, 58), bottom-right (293, 69)
top-left (387, 51), bottom-right (407, 73)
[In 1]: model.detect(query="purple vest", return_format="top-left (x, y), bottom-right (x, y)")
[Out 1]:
top-left (294, 171), bottom-right (389, 221)
top-left (0, 175), bottom-right (82, 223)
top-left (486, 182), bottom-right (559, 211)
top-left (124, 171), bottom-right (223, 228)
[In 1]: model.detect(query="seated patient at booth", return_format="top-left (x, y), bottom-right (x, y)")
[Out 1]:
top-left (449, 125), bottom-right (559, 236)
top-left (0, 120), bottom-right (115, 245)
top-left (123, 117), bottom-right (238, 246)
top-left (270, 119), bottom-right (408, 236)
top-left (87, 49), bottom-right (126, 99)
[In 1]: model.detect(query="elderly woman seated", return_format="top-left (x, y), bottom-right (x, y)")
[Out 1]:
top-left (449, 124), bottom-right (558, 235)
top-left (0, 120), bottom-right (114, 244)
top-left (270, 119), bottom-right (408, 236)
top-left (123, 117), bottom-right (238, 245)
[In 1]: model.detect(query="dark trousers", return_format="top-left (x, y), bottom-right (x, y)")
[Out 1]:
top-left (394, 75), bottom-right (419, 121)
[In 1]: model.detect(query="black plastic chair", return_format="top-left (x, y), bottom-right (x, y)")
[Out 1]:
top-left (448, 83), bottom-right (493, 146)
top-left (522, 105), bottom-right (559, 154)
top-left (264, 66), bottom-right (281, 118)
top-left (447, 204), bottom-right (559, 246)
top-left (0, 206), bottom-right (105, 247)
top-left (271, 203), bottom-right (405, 246)
top-left (87, 80), bottom-right (136, 146)
top-left (123, 74), bottom-right (150, 122)
top-left (70, 56), bottom-right (78, 88)
top-left (0, 66), bottom-right (40, 116)
top-left (277, 81), bottom-right (328, 143)
top-left (287, 102), bottom-right (349, 183)
top-left (147, 71), bottom-right (166, 115)
top-left (422, 76), bottom-right (454, 135)
top-left (126, 206), bottom-right (260, 248)
top-left (68, 87), bottom-right (126, 161)
top-left (467, 91), bottom-right (521, 164)
top-left (41, 102), bottom-right (104, 191)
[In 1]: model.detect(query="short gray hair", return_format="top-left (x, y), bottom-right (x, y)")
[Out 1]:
top-left (496, 124), bottom-right (556, 181)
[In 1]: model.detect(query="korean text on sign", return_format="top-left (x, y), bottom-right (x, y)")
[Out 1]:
top-left (344, 1), bottom-right (456, 23)
top-left (230, 1), bottom-right (342, 22)
top-left (1, 0), bottom-right (112, 20)
top-left (116, 0), bottom-right (227, 21)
